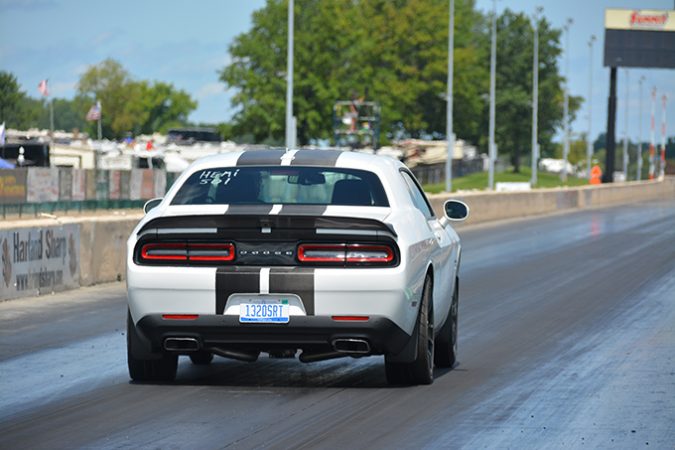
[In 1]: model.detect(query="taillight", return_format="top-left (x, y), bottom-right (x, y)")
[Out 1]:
top-left (297, 244), bottom-right (346, 262)
top-left (141, 243), bottom-right (188, 261)
top-left (187, 243), bottom-right (235, 262)
top-left (345, 244), bottom-right (393, 263)
top-left (139, 242), bottom-right (235, 263)
top-left (297, 243), bottom-right (395, 265)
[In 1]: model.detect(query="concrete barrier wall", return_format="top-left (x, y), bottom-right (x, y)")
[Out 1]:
top-left (429, 177), bottom-right (675, 227)
top-left (1, 213), bottom-right (142, 300)
top-left (78, 215), bottom-right (143, 286)
top-left (1, 178), bottom-right (673, 300)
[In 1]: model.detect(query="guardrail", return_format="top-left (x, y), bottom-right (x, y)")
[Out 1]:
top-left (0, 168), bottom-right (180, 218)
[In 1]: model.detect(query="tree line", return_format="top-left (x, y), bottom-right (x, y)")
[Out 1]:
top-left (0, 59), bottom-right (197, 139)
top-left (222, 0), bottom-right (582, 171)
top-left (2, 0), bottom-right (583, 172)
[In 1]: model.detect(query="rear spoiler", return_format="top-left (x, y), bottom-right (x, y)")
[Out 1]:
top-left (138, 215), bottom-right (397, 241)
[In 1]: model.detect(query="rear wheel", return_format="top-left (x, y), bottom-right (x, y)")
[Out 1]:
top-left (385, 275), bottom-right (434, 385)
top-left (127, 311), bottom-right (178, 382)
top-left (434, 277), bottom-right (459, 368)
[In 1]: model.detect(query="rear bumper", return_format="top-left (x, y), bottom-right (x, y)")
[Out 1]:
top-left (134, 314), bottom-right (411, 356)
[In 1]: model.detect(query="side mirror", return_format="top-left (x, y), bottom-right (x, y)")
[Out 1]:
top-left (143, 198), bottom-right (163, 214)
top-left (444, 200), bottom-right (469, 221)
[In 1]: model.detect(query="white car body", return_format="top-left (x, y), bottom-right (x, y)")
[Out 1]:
top-left (126, 149), bottom-right (467, 384)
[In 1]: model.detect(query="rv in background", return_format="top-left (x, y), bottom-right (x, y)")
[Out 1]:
top-left (166, 128), bottom-right (221, 145)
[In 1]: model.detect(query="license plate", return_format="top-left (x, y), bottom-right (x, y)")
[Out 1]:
top-left (239, 299), bottom-right (290, 323)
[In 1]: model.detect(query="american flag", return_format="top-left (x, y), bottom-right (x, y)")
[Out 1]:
top-left (38, 79), bottom-right (49, 97)
top-left (86, 101), bottom-right (101, 121)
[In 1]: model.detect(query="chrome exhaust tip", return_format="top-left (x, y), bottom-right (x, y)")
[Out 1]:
top-left (332, 338), bottom-right (371, 354)
top-left (164, 337), bottom-right (200, 352)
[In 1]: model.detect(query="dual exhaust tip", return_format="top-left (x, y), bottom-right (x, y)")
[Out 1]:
top-left (163, 337), bottom-right (371, 361)
top-left (331, 338), bottom-right (370, 354)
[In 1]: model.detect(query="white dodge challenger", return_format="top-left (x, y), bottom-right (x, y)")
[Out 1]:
top-left (126, 149), bottom-right (468, 385)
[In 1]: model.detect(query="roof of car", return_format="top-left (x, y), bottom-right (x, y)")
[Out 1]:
top-left (188, 148), bottom-right (404, 173)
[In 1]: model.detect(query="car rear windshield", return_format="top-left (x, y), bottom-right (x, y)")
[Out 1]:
top-left (171, 166), bottom-right (389, 207)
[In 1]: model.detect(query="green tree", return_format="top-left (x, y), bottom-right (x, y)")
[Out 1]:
top-left (0, 71), bottom-right (24, 125)
top-left (76, 59), bottom-right (197, 138)
top-left (0, 71), bottom-right (42, 128)
top-left (221, 0), bottom-right (487, 145)
top-left (76, 59), bottom-right (134, 138)
top-left (131, 81), bottom-right (197, 135)
top-left (485, 10), bottom-right (582, 172)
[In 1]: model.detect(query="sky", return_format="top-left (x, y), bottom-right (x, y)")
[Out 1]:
top-left (1, 0), bottom-right (673, 144)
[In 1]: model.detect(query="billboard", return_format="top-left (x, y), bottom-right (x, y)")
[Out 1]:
top-left (0, 224), bottom-right (80, 300)
top-left (604, 9), bottom-right (675, 68)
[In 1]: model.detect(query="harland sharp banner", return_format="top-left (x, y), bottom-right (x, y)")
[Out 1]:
top-left (0, 224), bottom-right (80, 300)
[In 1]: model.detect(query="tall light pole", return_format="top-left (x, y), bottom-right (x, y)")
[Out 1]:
top-left (488, 0), bottom-right (497, 190)
top-left (562, 18), bottom-right (573, 182)
top-left (531, 7), bottom-right (543, 187)
top-left (586, 35), bottom-right (596, 179)
top-left (637, 75), bottom-right (645, 180)
top-left (285, 0), bottom-right (295, 149)
top-left (622, 69), bottom-right (629, 181)
top-left (445, 0), bottom-right (455, 193)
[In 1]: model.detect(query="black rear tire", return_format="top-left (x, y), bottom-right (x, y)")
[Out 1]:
top-left (385, 275), bottom-right (434, 385)
top-left (434, 277), bottom-right (459, 368)
top-left (127, 311), bottom-right (178, 382)
top-left (189, 351), bottom-right (214, 365)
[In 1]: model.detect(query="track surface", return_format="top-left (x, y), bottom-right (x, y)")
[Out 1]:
top-left (1, 201), bottom-right (674, 449)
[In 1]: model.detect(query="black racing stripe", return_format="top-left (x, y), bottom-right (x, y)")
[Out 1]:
top-left (278, 205), bottom-right (328, 216)
top-left (216, 267), bottom-right (261, 314)
top-left (290, 150), bottom-right (342, 167)
top-left (270, 267), bottom-right (315, 316)
top-left (226, 205), bottom-right (274, 215)
top-left (236, 150), bottom-right (285, 166)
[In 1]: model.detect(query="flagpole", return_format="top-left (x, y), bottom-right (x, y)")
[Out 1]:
top-left (49, 98), bottom-right (54, 138)
top-left (97, 101), bottom-right (102, 141)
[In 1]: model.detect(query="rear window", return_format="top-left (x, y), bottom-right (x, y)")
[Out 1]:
top-left (171, 166), bottom-right (389, 207)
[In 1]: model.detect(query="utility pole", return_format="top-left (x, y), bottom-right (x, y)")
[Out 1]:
top-left (562, 18), bottom-right (573, 182)
top-left (649, 87), bottom-right (656, 180)
top-left (531, 7), bottom-right (542, 187)
top-left (488, 0), bottom-right (497, 190)
top-left (285, 0), bottom-right (295, 149)
top-left (660, 94), bottom-right (667, 179)
top-left (445, 0), bottom-right (455, 193)
top-left (637, 76), bottom-right (645, 180)
top-left (622, 69), bottom-right (629, 181)
top-left (586, 35), bottom-right (596, 179)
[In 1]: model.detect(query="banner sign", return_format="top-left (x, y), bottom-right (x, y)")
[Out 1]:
top-left (109, 170), bottom-right (121, 200)
top-left (605, 9), bottom-right (675, 31)
top-left (141, 170), bottom-right (154, 199)
top-left (71, 169), bottom-right (86, 201)
top-left (0, 224), bottom-right (80, 300)
top-left (85, 170), bottom-right (96, 200)
top-left (0, 169), bottom-right (28, 204)
top-left (153, 170), bottom-right (166, 198)
top-left (26, 168), bottom-right (59, 203)
top-left (119, 170), bottom-right (131, 199)
top-left (59, 168), bottom-right (73, 201)
top-left (130, 170), bottom-right (143, 200)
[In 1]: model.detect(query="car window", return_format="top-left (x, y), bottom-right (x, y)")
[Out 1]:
top-left (400, 170), bottom-right (434, 218)
top-left (171, 166), bottom-right (389, 206)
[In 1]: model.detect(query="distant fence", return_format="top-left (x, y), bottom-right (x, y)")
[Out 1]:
top-left (0, 168), bottom-right (180, 218)
top-left (410, 159), bottom-right (483, 185)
